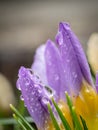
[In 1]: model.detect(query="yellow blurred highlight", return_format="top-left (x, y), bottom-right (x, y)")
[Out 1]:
top-left (44, 81), bottom-right (98, 130)
top-left (87, 33), bottom-right (98, 74)
top-left (75, 82), bottom-right (98, 130)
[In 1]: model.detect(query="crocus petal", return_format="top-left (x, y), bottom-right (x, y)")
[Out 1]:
top-left (45, 40), bottom-right (70, 100)
top-left (56, 22), bottom-right (93, 96)
top-left (96, 72), bottom-right (98, 93)
top-left (31, 45), bottom-right (48, 85)
top-left (17, 66), bottom-right (51, 129)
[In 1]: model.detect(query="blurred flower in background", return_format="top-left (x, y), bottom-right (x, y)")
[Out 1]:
top-left (0, 73), bottom-right (16, 116)
top-left (87, 33), bottom-right (98, 74)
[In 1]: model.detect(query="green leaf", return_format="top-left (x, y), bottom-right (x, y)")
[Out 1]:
top-left (65, 92), bottom-right (83, 130)
top-left (10, 104), bottom-right (35, 130)
top-left (80, 116), bottom-right (88, 130)
top-left (13, 114), bottom-right (27, 130)
top-left (47, 103), bottom-right (61, 130)
top-left (52, 98), bottom-right (71, 130)
top-left (0, 117), bottom-right (16, 125)
top-left (0, 117), bottom-right (33, 125)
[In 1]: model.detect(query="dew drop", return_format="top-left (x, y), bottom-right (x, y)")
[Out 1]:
top-left (25, 78), bottom-right (30, 86)
top-left (19, 67), bottom-right (26, 77)
top-left (56, 32), bottom-right (63, 46)
top-left (24, 103), bottom-right (27, 107)
top-left (58, 37), bottom-right (63, 45)
top-left (42, 97), bottom-right (49, 105)
top-left (38, 88), bottom-right (42, 93)
top-left (20, 95), bottom-right (24, 101)
top-left (17, 84), bottom-right (21, 90)
top-left (16, 81), bottom-right (21, 90)
top-left (34, 84), bottom-right (39, 88)
top-left (29, 69), bottom-right (33, 74)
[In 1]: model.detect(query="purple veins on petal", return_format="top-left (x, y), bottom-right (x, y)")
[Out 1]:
top-left (56, 22), bottom-right (93, 96)
top-left (45, 40), bottom-right (70, 100)
top-left (17, 66), bottom-right (52, 129)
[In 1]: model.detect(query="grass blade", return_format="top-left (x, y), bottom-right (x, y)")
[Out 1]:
top-left (13, 114), bottom-right (27, 130)
top-left (10, 104), bottom-right (35, 130)
top-left (65, 92), bottom-right (82, 130)
top-left (0, 117), bottom-right (33, 125)
top-left (52, 98), bottom-right (71, 130)
top-left (47, 103), bottom-right (61, 130)
top-left (80, 116), bottom-right (88, 130)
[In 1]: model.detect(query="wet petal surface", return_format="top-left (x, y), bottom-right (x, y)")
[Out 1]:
top-left (55, 22), bottom-right (93, 96)
top-left (17, 66), bottom-right (51, 129)
top-left (45, 40), bottom-right (69, 100)
top-left (31, 45), bottom-right (48, 85)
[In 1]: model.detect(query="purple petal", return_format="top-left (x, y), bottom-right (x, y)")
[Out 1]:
top-left (45, 40), bottom-right (70, 100)
top-left (95, 72), bottom-right (98, 93)
top-left (55, 22), bottom-right (93, 96)
top-left (31, 45), bottom-right (48, 85)
top-left (17, 66), bottom-right (51, 129)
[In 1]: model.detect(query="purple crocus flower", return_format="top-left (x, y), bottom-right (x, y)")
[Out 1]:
top-left (17, 22), bottom-right (94, 130)
top-left (95, 72), bottom-right (98, 93)
top-left (32, 22), bottom-right (93, 99)
top-left (17, 67), bottom-right (52, 129)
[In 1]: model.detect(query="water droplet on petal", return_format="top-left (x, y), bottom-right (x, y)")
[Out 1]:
top-left (42, 97), bottom-right (49, 105)
top-left (25, 78), bottom-right (30, 86)
top-left (56, 32), bottom-right (63, 45)
top-left (17, 84), bottom-right (21, 90)
top-left (31, 91), bottom-right (35, 95)
top-left (20, 95), bottom-right (24, 101)
top-left (24, 103), bottom-right (27, 107)
top-left (38, 88), bottom-right (42, 93)
top-left (19, 67), bottom-right (26, 77)
top-left (16, 80), bottom-right (21, 90)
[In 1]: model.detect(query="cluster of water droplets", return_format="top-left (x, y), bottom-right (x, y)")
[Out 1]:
top-left (17, 66), bottom-right (61, 129)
